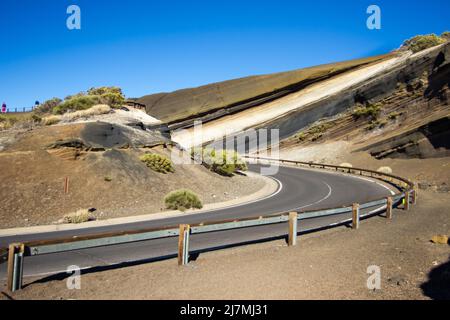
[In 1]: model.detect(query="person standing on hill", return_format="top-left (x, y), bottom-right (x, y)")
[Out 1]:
top-left (1, 103), bottom-right (6, 113)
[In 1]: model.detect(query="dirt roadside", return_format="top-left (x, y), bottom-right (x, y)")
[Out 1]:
top-left (3, 189), bottom-right (448, 300)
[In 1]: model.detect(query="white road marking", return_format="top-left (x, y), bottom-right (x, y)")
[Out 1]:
top-left (297, 181), bottom-right (332, 210)
top-left (337, 171), bottom-right (396, 195)
top-left (185, 176), bottom-right (283, 214)
top-left (376, 182), bottom-right (396, 195)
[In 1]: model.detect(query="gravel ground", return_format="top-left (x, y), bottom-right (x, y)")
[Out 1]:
top-left (2, 190), bottom-right (449, 300)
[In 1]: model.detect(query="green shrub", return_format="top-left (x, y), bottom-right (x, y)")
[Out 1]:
top-left (402, 34), bottom-right (446, 53)
top-left (295, 132), bottom-right (307, 141)
top-left (87, 87), bottom-right (125, 108)
top-left (99, 92), bottom-right (125, 108)
top-left (441, 31), bottom-right (450, 40)
top-left (366, 119), bottom-right (387, 131)
top-left (39, 87), bottom-right (126, 115)
top-left (53, 95), bottom-right (101, 114)
top-left (352, 103), bottom-right (382, 120)
top-left (140, 153), bottom-right (175, 173)
top-left (164, 189), bottom-right (203, 211)
top-left (87, 86), bottom-right (123, 96)
top-left (388, 112), bottom-right (401, 120)
top-left (35, 97), bottom-right (62, 114)
top-left (31, 114), bottom-right (42, 123)
top-left (192, 148), bottom-right (248, 176)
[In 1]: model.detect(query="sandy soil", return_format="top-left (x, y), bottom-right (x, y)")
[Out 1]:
top-left (2, 189), bottom-right (448, 300)
top-left (0, 124), bottom-right (265, 229)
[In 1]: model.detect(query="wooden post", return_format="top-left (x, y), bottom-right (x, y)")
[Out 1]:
top-left (288, 212), bottom-right (298, 246)
top-left (64, 177), bottom-right (69, 194)
top-left (386, 197), bottom-right (393, 219)
top-left (178, 224), bottom-right (190, 266)
top-left (7, 243), bottom-right (25, 292)
top-left (411, 189), bottom-right (417, 205)
top-left (352, 203), bottom-right (360, 229)
top-left (404, 192), bottom-right (410, 211)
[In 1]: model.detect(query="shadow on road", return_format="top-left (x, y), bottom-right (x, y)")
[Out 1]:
top-left (421, 253), bottom-right (450, 300)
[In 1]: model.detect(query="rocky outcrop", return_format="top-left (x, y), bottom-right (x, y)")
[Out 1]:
top-left (360, 116), bottom-right (450, 159)
top-left (254, 43), bottom-right (450, 141)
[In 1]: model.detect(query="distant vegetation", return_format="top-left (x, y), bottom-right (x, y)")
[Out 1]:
top-left (0, 113), bottom-right (41, 130)
top-left (140, 153), bottom-right (175, 174)
top-left (0, 115), bottom-right (18, 130)
top-left (352, 103), bottom-right (382, 120)
top-left (295, 122), bottom-right (333, 142)
top-left (401, 33), bottom-right (448, 53)
top-left (164, 189), bottom-right (203, 211)
top-left (35, 86), bottom-right (125, 115)
top-left (191, 148), bottom-right (248, 176)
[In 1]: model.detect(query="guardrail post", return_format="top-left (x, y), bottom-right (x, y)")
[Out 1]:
top-left (386, 197), bottom-right (393, 219)
top-left (404, 192), bottom-right (410, 211)
top-left (352, 203), bottom-right (360, 229)
top-left (288, 212), bottom-right (298, 246)
top-left (7, 243), bottom-right (25, 292)
top-left (178, 224), bottom-right (190, 266)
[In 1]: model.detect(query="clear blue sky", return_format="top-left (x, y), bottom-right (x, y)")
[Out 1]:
top-left (1, 0), bottom-right (449, 108)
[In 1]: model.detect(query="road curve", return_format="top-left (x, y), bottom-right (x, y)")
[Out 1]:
top-left (0, 164), bottom-right (397, 279)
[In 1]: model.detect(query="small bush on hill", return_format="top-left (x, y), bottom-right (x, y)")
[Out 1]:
top-left (402, 34), bottom-right (446, 53)
top-left (192, 148), bottom-right (248, 176)
top-left (31, 114), bottom-right (42, 123)
top-left (441, 31), bottom-right (450, 40)
top-left (35, 98), bottom-right (62, 114)
top-left (388, 112), bottom-right (401, 120)
top-left (53, 95), bottom-right (101, 114)
top-left (352, 103), bottom-right (382, 120)
top-left (36, 87), bottom-right (125, 115)
top-left (87, 86), bottom-right (123, 96)
top-left (164, 189), bottom-right (203, 211)
top-left (366, 119), bottom-right (387, 131)
top-left (140, 153), bottom-right (175, 173)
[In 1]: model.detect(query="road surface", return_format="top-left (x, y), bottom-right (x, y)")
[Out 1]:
top-left (0, 164), bottom-right (397, 280)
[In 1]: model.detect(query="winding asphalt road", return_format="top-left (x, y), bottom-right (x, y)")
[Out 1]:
top-left (0, 164), bottom-right (397, 280)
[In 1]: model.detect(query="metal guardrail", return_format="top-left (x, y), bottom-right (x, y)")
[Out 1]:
top-left (2, 156), bottom-right (416, 292)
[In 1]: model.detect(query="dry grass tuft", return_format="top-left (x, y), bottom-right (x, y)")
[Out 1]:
top-left (62, 104), bottom-right (111, 121)
top-left (377, 166), bottom-right (393, 174)
top-left (42, 115), bottom-right (61, 126)
top-left (63, 209), bottom-right (94, 224)
top-left (339, 163), bottom-right (353, 168)
top-left (42, 104), bottom-right (112, 125)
